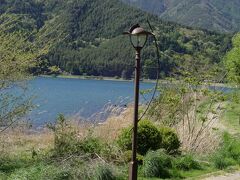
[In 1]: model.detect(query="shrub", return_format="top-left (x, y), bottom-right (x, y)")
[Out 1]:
top-left (174, 154), bottom-right (201, 170)
top-left (48, 114), bottom-right (78, 156)
top-left (49, 114), bottom-right (103, 156)
top-left (117, 120), bottom-right (162, 155)
top-left (159, 126), bottom-right (180, 153)
top-left (142, 149), bottom-right (173, 178)
top-left (94, 164), bottom-right (116, 180)
top-left (77, 137), bottom-right (102, 155)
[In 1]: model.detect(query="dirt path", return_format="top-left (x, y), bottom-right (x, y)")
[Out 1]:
top-left (210, 102), bottom-right (239, 134)
top-left (201, 102), bottom-right (240, 180)
top-left (202, 172), bottom-right (240, 180)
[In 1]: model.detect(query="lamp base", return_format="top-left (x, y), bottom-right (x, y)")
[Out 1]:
top-left (129, 161), bottom-right (138, 180)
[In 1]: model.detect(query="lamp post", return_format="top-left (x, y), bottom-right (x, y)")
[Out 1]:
top-left (124, 24), bottom-right (153, 180)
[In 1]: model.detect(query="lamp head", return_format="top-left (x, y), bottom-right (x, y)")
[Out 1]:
top-left (123, 24), bottom-right (153, 50)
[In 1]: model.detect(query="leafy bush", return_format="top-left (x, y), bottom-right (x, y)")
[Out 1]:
top-left (174, 154), bottom-right (201, 170)
top-left (142, 149), bottom-right (173, 178)
top-left (94, 164), bottom-right (116, 180)
top-left (159, 126), bottom-right (180, 153)
top-left (117, 120), bottom-right (162, 155)
top-left (77, 137), bottom-right (103, 155)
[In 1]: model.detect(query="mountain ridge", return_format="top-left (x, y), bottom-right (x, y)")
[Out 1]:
top-left (121, 0), bottom-right (240, 33)
top-left (0, 0), bottom-right (232, 79)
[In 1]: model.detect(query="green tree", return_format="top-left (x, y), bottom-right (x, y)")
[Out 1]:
top-left (143, 59), bottom-right (157, 79)
top-left (224, 33), bottom-right (240, 85)
top-left (0, 17), bottom-right (39, 131)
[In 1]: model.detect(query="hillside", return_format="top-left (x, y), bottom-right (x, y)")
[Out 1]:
top-left (0, 0), bottom-right (232, 79)
top-left (121, 0), bottom-right (240, 33)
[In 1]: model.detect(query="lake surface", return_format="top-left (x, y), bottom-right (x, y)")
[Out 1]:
top-left (27, 77), bottom-right (155, 126)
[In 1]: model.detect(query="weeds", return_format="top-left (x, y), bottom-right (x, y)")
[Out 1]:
top-left (94, 163), bottom-right (116, 180)
top-left (147, 81), bottom-right (226, 153)
top-left (174, 154), bottom-right (201, 170)
top-left (211, 132), bottom-right (240, 169)
top-left (142, 149), bottom-right (173, 179)
top-left (48, 114), bottom-right (104, 157)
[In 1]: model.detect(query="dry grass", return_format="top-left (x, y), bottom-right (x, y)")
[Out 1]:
top-left (0, 105), bottom-right (134, 157)
top-left (174, 99), bottom-right (224, 154)
top-left (149, 89), bottom-right (225, 154)
top-left (94, 106), bottom-right (133, 142)
top-left (0, 97), bottom-right (224, 156)
top-left (0, 127), bottom-right (54, 157)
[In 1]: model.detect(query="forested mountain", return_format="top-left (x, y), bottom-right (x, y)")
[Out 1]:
top-left (121, 0), bottom-right (240, 33)
top-left (0, 0), bottom-right (232, 79)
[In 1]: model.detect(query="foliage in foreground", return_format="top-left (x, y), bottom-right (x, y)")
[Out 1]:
top-left (2, 125), bottom-right (240, 179)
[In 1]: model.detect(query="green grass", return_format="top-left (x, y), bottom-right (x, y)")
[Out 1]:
top-left (0, 150), bottom-right (239, 180)
top-left (138, 167), bottom-right (217, 180)
top-left (180, 166), bottom-right (217, 179)
top-left (8, 163), bottom-right (62, 180)
top-left (0, 155), bottom-right (82, 179)
top-left (221, 90), bottom-right (240, 132)
top-left (222, 103), bottom-right (240, 132)
top-left (0, 172), bottom-right (7, 179)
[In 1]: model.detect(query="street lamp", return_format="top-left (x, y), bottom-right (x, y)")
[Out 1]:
top-left (124, 24), bottom-right (153, 180)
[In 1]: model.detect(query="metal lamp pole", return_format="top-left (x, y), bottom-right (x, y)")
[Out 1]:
top-left (129, 47), bottom-right (141, 180)
top-left (123, 24), bottom-right (153, 180)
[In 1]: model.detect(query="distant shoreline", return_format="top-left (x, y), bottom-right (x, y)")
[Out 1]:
top-left (38, 74), bottom-right (156, 83)
top-left (38, 74), bottom-right (235, 88)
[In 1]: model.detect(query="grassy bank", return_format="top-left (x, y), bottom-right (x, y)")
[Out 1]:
top-left (1, 128), bottom-right (240, 180)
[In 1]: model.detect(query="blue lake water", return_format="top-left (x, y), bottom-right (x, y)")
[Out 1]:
top-left (26, 77), bottom-right (155, 126)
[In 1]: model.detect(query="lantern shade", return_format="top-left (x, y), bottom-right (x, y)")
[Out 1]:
top-left (130, 33), bottom-right (148, 49)
top-left (123, 24), bottom-right (153, 50)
